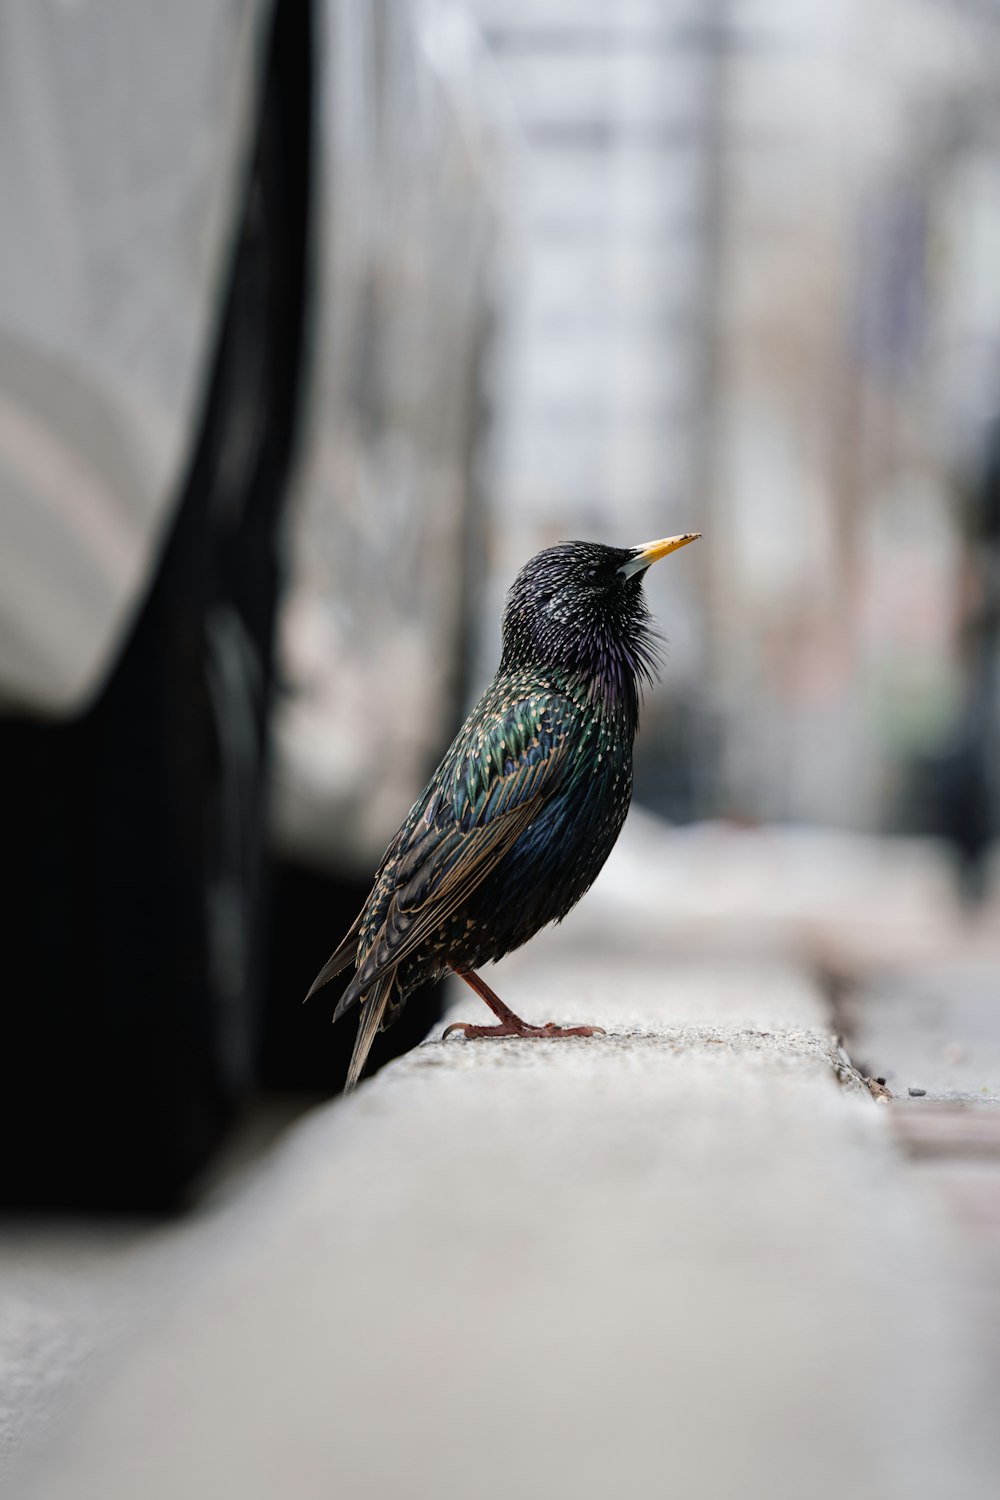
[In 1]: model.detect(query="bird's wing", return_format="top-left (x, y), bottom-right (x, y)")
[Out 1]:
top-left (303, 910), bottom-right (363, 1001)
top-left (304, 821), bottom-right (414, 1002)
top-left (333, 694), bottom-right (577, 1017)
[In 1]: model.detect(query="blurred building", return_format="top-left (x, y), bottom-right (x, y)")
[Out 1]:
top-left (710, 0), bottom-right (1000, 835)
top-left (468, 0), bottom-right (1000, 840)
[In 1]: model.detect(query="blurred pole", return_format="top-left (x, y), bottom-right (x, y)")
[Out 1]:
top-left (686, 0), bottom-right (729, 683)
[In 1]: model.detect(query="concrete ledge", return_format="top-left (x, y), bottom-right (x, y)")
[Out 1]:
top-left (23, 926), bottom-right (1000, 1500)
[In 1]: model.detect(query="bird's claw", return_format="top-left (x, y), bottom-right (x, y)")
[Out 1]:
top-left (442, 1021), bottom-right (472, 1041)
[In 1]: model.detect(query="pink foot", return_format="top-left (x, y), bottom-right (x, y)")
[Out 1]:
top-left (442, 1019), bottom-right (606, 1041)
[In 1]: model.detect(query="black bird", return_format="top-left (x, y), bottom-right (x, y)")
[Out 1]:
top-left (307, 533), bottom-right (700, 1090)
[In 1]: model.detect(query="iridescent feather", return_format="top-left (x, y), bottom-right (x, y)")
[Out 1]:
top-left (307, 536), bottom-right (698, 1088)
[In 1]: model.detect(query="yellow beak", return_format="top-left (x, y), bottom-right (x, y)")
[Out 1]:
top-left (619, 532), bottom-right (700, 579)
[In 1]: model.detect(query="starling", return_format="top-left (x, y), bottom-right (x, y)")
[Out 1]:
top-left (307, 532), bottom-right (700, 1090)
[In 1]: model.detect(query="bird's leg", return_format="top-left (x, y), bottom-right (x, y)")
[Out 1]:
top-left (442, 966), bottom-right (605, 1041)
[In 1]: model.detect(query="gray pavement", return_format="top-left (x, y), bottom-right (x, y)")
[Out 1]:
top-left (0, 1100), bottom-right (309, 1493)
top-left (5, 823), bottom-right (1000, 1498)
top-left (12, 971), bottom-right (1000, 1494)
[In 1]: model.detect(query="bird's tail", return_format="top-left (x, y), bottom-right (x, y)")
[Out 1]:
top-left (345, 976), bottom-right (394, 1093)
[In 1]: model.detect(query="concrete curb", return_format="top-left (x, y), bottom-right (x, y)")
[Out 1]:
top-left (20, 946), bottom-right (1000, 1500)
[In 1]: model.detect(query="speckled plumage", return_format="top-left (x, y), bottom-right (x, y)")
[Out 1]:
top-left (307, 536), bottom-right (698, 1089)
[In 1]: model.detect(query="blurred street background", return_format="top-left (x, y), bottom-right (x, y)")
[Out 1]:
top-left (280, 0), bottom-right (1000, 864)
top-left (2, 0), bottom-right (1000, 1492)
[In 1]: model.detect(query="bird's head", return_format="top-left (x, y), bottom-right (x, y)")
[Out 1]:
top-left (500, 534), bottom-right (700, 710)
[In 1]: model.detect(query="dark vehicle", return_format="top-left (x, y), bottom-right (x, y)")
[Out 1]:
top-left (0, 0), bottom-right (492, 1207)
